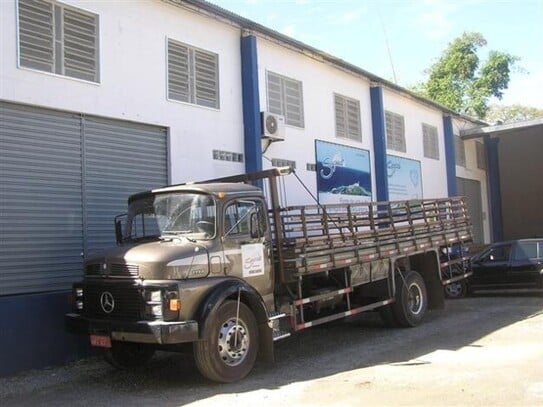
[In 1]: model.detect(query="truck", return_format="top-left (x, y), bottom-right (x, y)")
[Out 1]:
top-left (66, 167), bottom-right (472, 382)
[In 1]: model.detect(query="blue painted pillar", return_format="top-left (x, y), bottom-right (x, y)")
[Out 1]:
top-left (240, 34), bottom-right (262, 176)
top-left (485, 136), bottom-right (503, 242)
top-left (443, 115), bottom-right (457, 196)
top-left (370, 85), bottom-right (389, 202)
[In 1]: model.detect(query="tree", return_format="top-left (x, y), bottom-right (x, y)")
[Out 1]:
top-left (414, 32), bottom-right (519, 119)
top-left (485, 104), bottom-right (543, 124)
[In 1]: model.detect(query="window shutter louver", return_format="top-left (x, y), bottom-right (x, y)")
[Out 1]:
top-left (168, 40), bottom-right (191, 103)
top-left (63, 8), bottom-right (99, 82)
top-left (167, 39), bottom-right (219, 108)
top-left (266, 72), bottom-right (304, 128)
top-left (18, 0), bottom-right (99, 82)
top-left (422, 124), bottom-right (439, 160)
top-left (194, 49), bottom-right (219, 108)
top-left (335, 94), bottom-right (361, 141)
top-left (385, 111), bottom-right (406, 152)
top-left (18, 0), bottom-right (54, 73)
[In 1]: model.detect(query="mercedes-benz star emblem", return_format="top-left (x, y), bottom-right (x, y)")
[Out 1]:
top-left (100, 291), bottom-right (115, 314)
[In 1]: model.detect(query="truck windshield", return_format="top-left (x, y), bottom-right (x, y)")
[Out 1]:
top-left (125, 193), bottom-right (216, 241)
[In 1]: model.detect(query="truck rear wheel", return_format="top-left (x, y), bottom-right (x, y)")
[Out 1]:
top-left (390, 270), bottom-right (427, 327)
top-left (194, 300), bottom-right (258, 383)
top-left (103, 341), bottom-right (155, 369)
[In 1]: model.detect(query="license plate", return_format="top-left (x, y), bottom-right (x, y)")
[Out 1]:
top-left (90, 334), bottom-right (111, 348)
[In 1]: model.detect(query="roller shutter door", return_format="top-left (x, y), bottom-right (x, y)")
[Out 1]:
top-left (0, 102), bottom-right (168, 295)
top-left (84, 117), bottom-right (168, 256)
top-left (457, 177), bottom-right (483, 244)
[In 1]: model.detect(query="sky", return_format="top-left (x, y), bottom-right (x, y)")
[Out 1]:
top-left (208, 0), bottom-right (543, 109)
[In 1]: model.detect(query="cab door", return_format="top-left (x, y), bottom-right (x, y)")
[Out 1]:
top-left (221, 198), bottom-right (274, 301)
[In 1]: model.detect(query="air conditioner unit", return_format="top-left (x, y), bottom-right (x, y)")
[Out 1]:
top-left (261, 112), bottom-right (285, 141)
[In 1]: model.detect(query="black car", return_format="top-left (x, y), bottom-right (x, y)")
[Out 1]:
top-left (468, 239), bottom-right (543, 293)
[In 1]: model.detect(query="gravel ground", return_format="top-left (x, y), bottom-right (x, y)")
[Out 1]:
top-left (1, 291), bottom-right (542, 407)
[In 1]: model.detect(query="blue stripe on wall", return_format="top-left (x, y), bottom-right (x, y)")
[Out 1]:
top-left (443, 115), bottom-right (457, 196)
top-left (485, 136), bottom-right (503, 242)
top-left (240, 35), bottom-right (262, 177)
top-left (370, 86), bottom-right (389, 202)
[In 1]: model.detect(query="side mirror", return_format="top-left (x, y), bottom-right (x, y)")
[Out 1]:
top-left (114, 214), bottom-right (127, 245)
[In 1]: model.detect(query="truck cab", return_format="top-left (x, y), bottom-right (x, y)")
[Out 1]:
top-left (66, 182), bottom-right (276, 382)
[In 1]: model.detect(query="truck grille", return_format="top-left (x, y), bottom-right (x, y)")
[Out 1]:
top-left (82, 282), bottom-right (143, 321)
top-left (86, 263), bottom-right (140, 277)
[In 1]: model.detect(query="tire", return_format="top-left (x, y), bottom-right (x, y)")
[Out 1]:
top-left (391, 270), bottom-right (427, 327)
top-left (193, 300), bottom-right (258, 383)
top-left (444, 281), bottom-right (467, 299)
top-left (103, 341), bottom-right (155, 370)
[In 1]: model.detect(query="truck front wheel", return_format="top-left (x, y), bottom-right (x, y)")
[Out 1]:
top-left (391, 270), bottom-right (427, 327)
top-left (103, 341), bottom-right (155, 369)
top-left (194, 300), bottom-right (258, 383)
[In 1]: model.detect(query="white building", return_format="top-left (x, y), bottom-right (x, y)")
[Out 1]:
top-left (0, 0), bottom-right (488, 375)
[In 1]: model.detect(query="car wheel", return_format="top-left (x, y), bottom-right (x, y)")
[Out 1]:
top-left (444, 281), bottom-right (467, 299)
top-left (193, 300), bottom-right (258, 383)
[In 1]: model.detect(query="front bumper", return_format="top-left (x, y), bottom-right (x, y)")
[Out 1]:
top-left (65, 313), bottom-right (199, 345)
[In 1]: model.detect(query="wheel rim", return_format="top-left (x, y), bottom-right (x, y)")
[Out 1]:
top-left (407, 283), bottom-right (423, 315)
top-left (217, 318), bottom-right (250, 367)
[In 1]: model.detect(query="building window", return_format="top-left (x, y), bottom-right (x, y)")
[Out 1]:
top-left (266, 71), bottom-right (304, 128)
top-left (271, 158), bottom-right (296, 169)
top-left (422, 123), bottom-right (439, 160)
top-left (476, 142), bottom-right (486, 170)
top-left (212, 149), bottom-right (243, 163)
top-left (385, 111), bottom-right (406, 152)
top-left (334, 94), bottom-right (361, 141)
top-left (167, 39), bottom-right (219, 109)
top-left (306, 163), bottom-right (316, 172)
top-left (18, 0), bottom-right (100, 82)
top-left (455, 135), bottom-right (466, 167)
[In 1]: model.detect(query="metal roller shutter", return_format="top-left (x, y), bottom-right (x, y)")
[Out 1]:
top-left (0, 102), bottom-right (83, 295)
top-left (0, 102), bottom-right (168, 295)
top-left (83, 116), bottom-right (168, 257)
top-left (457, 177), bottom-right (483, 244)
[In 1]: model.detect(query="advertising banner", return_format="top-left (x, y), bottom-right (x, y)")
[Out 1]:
top-left (386, 155), bottom-right (423, 201)
top-left (315, 140), bottom-right (372, 205)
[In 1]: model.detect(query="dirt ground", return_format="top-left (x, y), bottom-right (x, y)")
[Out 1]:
top-left (1, 291), bottom-right (542, 407)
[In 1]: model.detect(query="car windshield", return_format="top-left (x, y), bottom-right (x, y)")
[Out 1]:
top-left (124, 192), bottom-right (216, 241)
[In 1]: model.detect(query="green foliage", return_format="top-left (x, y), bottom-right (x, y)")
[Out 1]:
top-left (486, 104), bottom-right (543, 124)
top-left (414, 32), bottom-right (519, 119)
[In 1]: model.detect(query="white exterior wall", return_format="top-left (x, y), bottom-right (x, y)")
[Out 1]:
top-left (0, 0), bottom-right (245, 183)
top-left (1, 0), bottom-right (488, 220)
top-left (256, 36), bottom-right (374, 205)
top-left (382, 89), bottom-right (449, 199)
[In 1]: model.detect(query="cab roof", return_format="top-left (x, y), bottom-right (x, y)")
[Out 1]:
top-left (128, 182), bottom-right (262, 204)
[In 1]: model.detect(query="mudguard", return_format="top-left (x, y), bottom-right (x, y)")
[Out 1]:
top-left (195, 278), bottom-right (274, 362)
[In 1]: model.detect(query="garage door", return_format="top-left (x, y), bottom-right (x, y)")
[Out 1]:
top-left (0, 102), bottom-right (168, 295)
top-left (457, 177), bottom-right (483, 244)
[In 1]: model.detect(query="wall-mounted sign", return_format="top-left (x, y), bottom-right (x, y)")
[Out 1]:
top-left (386, 155), bottom-right (423, 201)
top-left (315, 140), bottom-right (372, 205)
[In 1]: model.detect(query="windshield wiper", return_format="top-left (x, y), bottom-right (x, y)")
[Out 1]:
top-left (161, 231), bottom-right (196, 243)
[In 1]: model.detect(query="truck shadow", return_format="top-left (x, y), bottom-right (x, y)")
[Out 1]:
top-left (63, 294), bottom-right (543, 406)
